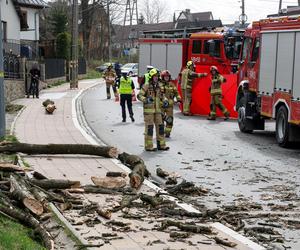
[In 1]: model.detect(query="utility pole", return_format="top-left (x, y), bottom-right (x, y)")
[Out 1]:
top-left (70, 0), bottom-right (79, 88)
top-left (278, 0), bottom-right (282, 13)
top-left (239, 0), bottom-right (247, 28)
top-left (0, 1), bottom-right (6, 138)
top-left (107, 0), bottom-right (111, 61)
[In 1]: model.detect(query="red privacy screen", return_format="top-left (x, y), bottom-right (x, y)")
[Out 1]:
top-left (178, 65), bottom-right (238, 118)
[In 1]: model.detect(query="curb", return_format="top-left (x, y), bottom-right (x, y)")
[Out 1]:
top-left (74, 81), bottom-right (265, 250)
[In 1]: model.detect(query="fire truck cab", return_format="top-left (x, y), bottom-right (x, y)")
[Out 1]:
top-left (236, 17), bottom-right (300, 146)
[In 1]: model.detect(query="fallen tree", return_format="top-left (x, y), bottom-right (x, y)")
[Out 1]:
top-left (0, 142), bottom-right (118, 158)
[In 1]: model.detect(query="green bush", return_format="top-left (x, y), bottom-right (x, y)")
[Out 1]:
top-left (56, 32), bottom-right (71, 60)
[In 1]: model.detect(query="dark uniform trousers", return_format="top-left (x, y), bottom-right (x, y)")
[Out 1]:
top-left (120, 94), bottom-right (134, 120)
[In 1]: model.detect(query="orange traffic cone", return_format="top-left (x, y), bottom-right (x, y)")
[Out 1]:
top-left (132, 90), bottom-right (137, 102)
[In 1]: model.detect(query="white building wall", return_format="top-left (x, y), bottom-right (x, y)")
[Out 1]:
top-left (0, 0), bottom-right (21, 40)
top-left (20, 7), bottom-right (39, 41)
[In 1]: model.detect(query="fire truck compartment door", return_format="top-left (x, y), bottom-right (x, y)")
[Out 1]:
top-left (166, 44), bottom-right (182, 78)
top-left (138, 43), bottom-right (151, 77)
top-left (275, 32), bottom-right (294, 92)
top-left (151, 44), bottom-right (167, 73)
top-left (293, 32), bottom-right (300, 99)
top-left (259, 33), bottom-right (277, 94)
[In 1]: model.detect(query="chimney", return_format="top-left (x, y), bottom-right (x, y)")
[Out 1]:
top-left (185, 9), bottom-right (191, 14)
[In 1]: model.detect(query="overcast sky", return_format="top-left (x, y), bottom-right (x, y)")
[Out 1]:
top-left (161, 0), bottom-right (300, 24)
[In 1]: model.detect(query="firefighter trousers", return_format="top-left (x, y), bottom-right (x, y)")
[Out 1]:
top-left (162, 107), bottom-right (174, 136)
top-left (209, 94), bottom-right (229, 117)
top-left (182, 88), bottom-right (192, 115)
top-left (120, 94), bottom-right (133, 120)
top-left (106, 82), bottom-right (117, 99)
top-left (144, 113), bottom-right (166, 150)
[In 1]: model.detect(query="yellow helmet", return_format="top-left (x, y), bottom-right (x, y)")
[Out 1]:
top-left (107, 63), bottom-right (113, 68)
top-left (149, 68), bottom-right (158, 78)
top-left (187, 61), bottom-right (194, 68)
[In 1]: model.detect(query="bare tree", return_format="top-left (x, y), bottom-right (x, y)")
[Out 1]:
top-left (140, 0), bottom-right (169, 24)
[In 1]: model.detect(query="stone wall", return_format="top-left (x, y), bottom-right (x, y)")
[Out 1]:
top-left (4, 79), bottom-right (25, 103)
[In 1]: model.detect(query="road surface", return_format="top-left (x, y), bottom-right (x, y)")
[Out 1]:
top-left (80, 82), bottom-right (300, 249)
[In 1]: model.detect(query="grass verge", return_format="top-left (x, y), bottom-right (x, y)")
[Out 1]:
top-left (0, 214), bottom-right (46, 250)
top-left (82, 68), bottom-right (102, 80)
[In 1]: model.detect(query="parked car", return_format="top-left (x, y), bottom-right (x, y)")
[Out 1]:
top-left (121, 63), bottom-right (138, 76)
top-left (96, 63), bottom-right (123, 73)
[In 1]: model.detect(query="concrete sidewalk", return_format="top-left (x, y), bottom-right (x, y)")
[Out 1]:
top-left (13, 79), bottom-right (261, 250)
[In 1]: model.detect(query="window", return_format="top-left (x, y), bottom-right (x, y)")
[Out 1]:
top-left (1, 22), bottom-right (7, 41)
top-left (241, 37), bottom-right (253, 60)
top-left (20, 9), bottom-right (29, 31)
top-left (251, 38), bottom-right (260, 62)
top-left (192, 40), bottom-right (202, 54)
top-left (203, 40), bottom-right (210, 54)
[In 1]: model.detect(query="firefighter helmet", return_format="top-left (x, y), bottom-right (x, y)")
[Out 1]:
top-left (160, 70), bottom-right (171, 79)
top-left (187, 61), bottom-right (195, 68)
top-left (210, 65), bottom-right (218, 72)
top-left (107, 63), bottom-right (113, 68)
top-left (149, 68), bottom-right (158, 78)
top-left (147, 65), bottom-right (154, 71)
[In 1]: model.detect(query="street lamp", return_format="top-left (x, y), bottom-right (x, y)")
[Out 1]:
top-left (0, 0), bottom-right (6, 138)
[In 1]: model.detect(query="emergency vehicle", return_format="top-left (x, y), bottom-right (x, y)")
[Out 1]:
top-left (236, 16), bottom-right (300, 146)
top-left (138, 28), bottom-right (244, 116)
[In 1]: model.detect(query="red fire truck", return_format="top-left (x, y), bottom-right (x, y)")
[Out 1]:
top-left (138, 28), bottom-right (243, 117)
top-left (236, 17), bottom-right (300, 146)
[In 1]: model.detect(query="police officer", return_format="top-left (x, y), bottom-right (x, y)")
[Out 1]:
top-left (140, 65), bottom-right (154, 89)
top-left (207, 66), bottom-right (230, 120)
top-left (118, 72), bottom-right (135, 123)
top-left (160, 70), bottom-right (181, 138)
top-left (27, 63), bottom-right (41, 98)
top-left (180, 61), bottom-right (207, 115)
top-left (138, 68), bottom-right (169, 151)
top-left (103, 63), bottom-right (118, 99)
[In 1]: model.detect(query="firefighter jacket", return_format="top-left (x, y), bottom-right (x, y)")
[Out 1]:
top-left (118, 76), bottom-right (134, 94)
top-left (138, 81), bottom-right (165, 114)
top-left (161, 80), bottom-right (181, 107)
top-left (103, 69), bottom-right (116, 85)
top-left (210, 74), bottom-right (225, 96)
top-left (181, 68), bottom-right (206, 90)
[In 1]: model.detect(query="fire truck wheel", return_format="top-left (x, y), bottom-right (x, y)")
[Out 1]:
top-left (237, 97), bottom-right (253, 133)
top-left (276, 105), bottom-right (290, 147)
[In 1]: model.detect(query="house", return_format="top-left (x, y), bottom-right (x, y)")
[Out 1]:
top-left (1, 0), bottom-right (47, 57)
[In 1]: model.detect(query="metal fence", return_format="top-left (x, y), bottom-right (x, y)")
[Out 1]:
top-left (45, 58), bottom-right (65, 80)
top-left (3, 53), bottom-right (22, 79)
top-left (3, 39), bottom-right (39, 60)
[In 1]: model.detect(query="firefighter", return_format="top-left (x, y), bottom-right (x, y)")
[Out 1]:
top-left (140, 65), bottom-right (154, 89)
top-left (118, 71), bottom-right (135, 123)
top-left (207, 65), bottom-right (230, 120)
top-left (160, 70), bottom-right (181, 138)
top-left (27, 63), bottom-right (41, 98)
top-left (180, 61), bottom-right (207, 115)
top-left (138, 68), bottom-right (169, 152)
top-left (103, 63), bottom-right (118, 99)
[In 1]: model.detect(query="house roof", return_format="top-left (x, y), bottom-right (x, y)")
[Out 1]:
top-left (113, 22), bottom-right (175, 44)
top-left (13, 0), bottom-right (48, 9)
top-left (176, 20), bottom-right (223, 29)
top-left (191, 11), bottom-right (213, 21)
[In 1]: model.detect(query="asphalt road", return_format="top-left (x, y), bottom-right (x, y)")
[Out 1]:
top-left (81, 82), bottom-right (300, 249)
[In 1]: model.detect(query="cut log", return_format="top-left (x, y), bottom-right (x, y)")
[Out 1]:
top-left (214, 236), bottom-right (237, 247)
top-left (140, 193), bottom-right (163, 207)
top-left (118, 152), bottom-right (150, 177)
top-left (160, 208), bottom-right (202, 218)
top-left (160, 220), bottom-right (213, 234)
top-left (97, 208), bottom-right (112, 219)
top-left (0, 163), bottom-right (31, 172)
top-left (33, 171), bottom-right (48, 180)
top-left (91, 176), bottom-right (126, 189)
top-left (167, 180), bottom-right (208, 195)
top-left (156, 168), bottom-right (169, 178)
top-left (106, 172), bottom-right (127, 178)
top-left (112, 194), bottom-right (141, 212)
top-left (129, 163), bottom-right (146, 189)
top-left (42, 99), bottom-right (55, 107)
top-left (0, 142), bottom-right (118, 158)
top-left (0, 195), bottom-right (54, 249)
top-left (10, 175), bottom-right (44, 216)
top-left (30, 178), bottom-right (80, 190)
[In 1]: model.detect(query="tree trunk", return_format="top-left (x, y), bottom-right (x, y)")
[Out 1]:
top-left (0, 142), bottom-right (118, 158)
top-left (10, 175), bottom-right (44, 216)
top-left (0, 163), bottom-right (31, 172)
top-left (30, 178), bottom-right (80, 190)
